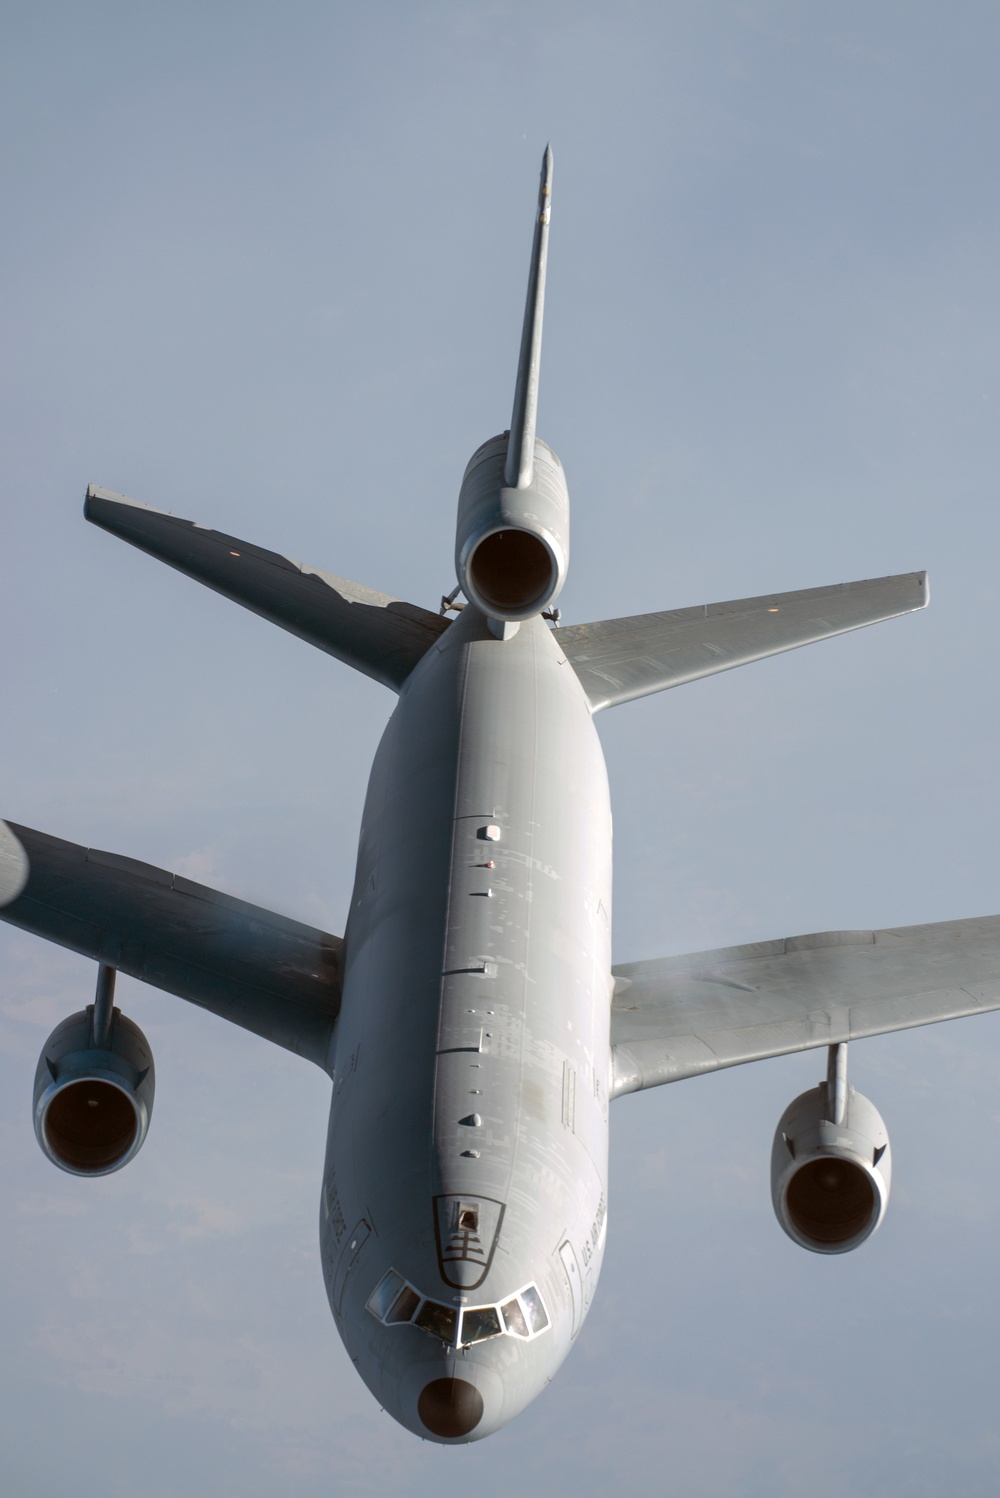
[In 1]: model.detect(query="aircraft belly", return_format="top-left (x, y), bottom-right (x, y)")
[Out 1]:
top-left (322, 609), bottom-right (612, 1428)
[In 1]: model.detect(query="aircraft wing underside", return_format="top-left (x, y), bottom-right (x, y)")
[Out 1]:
top-left (559, 571), bottom-right (928, 712)
top-left (610, 914), bottom-right (1000, 1097)
top-left (85, 486), bottom-right (450, 691)
top-left (0, 821), bottom-right (341, 1067)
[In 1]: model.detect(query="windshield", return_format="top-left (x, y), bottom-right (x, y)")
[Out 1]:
top-left (366, 1270), bottom-right (550, 1349)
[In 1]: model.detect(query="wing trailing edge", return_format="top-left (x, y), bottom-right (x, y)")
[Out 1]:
top-left (0, 820), bottom-right (341, 1068)
top-left (85, 485), bottom-right (449, 691)
top-left (559, 571), bottom-right (928, 712)
top-left (610, 914), bottom-right (1000, 1098)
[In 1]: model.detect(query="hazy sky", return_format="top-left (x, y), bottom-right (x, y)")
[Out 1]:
top-left (3, 3), bottom-right (1000, 1494)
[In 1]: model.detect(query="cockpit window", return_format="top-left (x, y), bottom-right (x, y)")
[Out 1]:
top-left (386, 1284), bottom-right (421, 1324)
top-left (500, 1297), bottom-right (529, 1337)
top-left (366, 1270), bottom-right (405, 1321)
top-left (520, 1283), bottom-right (550, 1334)
top-left (367, 1269), bottom-right (550, 1347)
top-left (415, 1300), bottom-right (457, 1342)
top-left (460, 1304), bottom-right (502, 1345)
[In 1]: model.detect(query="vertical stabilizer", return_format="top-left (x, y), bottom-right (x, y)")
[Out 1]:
top-left (504, 146), bottom-right (553, 490)
top-left (454, 148), bottom-right (568, 622)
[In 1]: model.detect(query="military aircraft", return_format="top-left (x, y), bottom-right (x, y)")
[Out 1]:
top-left (3, 147), bottom-right (1000, 1444)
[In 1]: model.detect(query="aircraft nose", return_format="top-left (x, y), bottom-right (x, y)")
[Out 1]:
top-left (417, 1376), bottom-right (484, 1439)
top-left (398, 1353), bottom-right (505, 1442)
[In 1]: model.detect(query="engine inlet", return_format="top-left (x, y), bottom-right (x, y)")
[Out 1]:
top-left (468, 529), bottom-right (556, 615)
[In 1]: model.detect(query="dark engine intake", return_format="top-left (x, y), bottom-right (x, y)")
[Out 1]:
top-left (455, 434), bottom-right (569, 622)
top-left (771, 1081), bottom-right (891, 1254)
top-left (33, 1000), bottom-right (155, 1176)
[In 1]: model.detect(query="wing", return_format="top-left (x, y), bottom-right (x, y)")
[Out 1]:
top-left (559, 572), bottom-right (928, 712)
top-left (610, 915), bottom-right (1000, 1098)
top-left (85, 486), bottom-right (449, 692)
top-left (0, 820), bottom-right (341, 1068)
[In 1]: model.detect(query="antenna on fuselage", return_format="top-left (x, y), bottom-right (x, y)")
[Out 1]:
top-left (504, 145), bottom-right (553, 492)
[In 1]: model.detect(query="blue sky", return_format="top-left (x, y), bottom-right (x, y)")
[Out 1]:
top-left (2, 3), bottom-right (1000, 1494)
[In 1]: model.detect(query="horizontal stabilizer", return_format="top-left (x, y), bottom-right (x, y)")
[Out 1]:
top-left (559, 571), bottom-right (928, 712)
top-left (85, 486), bottom-right (449, 692)
top-left (0, 820), bottom-right (341, 1067)
top-left (611, 913), bottom-right (1000, 1098)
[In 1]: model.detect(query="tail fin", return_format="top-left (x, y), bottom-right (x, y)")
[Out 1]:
top-left (504, 145), bottom-right (553, 490)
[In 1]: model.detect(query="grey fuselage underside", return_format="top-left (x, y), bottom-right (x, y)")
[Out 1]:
top-left (321, 603), bottom-right (612, 1438)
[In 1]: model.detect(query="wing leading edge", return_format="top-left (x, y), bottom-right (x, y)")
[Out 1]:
top-left (0, 820), bottom-right (341, 1068)
top-left (85, 486), bottom-right (449, 692)
top-left (610, 915), bottom-right (1000, 1098)
top-left (559, 571), bottom-right (928, 712)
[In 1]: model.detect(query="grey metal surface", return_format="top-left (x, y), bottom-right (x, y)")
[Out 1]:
top-left (610, 914), bottom-right (1000, 1096)
top-left (455, 432), bottom-right (569, 621)
top-left (770, 1078), bottom-right (890, 1253)
top-left (85, 485), bottom-right (449, 691)
top-left (0, 821), bottom-right (341, 1064)
top-left (33, 1005), bottom-right (156, 1177)
top-left (559, 571), bottom-right (929, 712)
top-left (91, 962), bottom-right (117, 1048)
top-left (322, 605), bottom-right (613, 1439)
top-left (504, 146), bottom-right (553, 490)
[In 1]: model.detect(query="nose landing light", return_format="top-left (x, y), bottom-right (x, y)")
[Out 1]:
top-left (418, 1377), bottom-right (484, 1439)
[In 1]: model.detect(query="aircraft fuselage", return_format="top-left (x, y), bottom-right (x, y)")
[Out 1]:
top-left (321, 603), bottom-right (612, 1439)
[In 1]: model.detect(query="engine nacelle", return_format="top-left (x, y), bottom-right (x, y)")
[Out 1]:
top-left (771, 1083), bottom-right (891, 1254)
top-left (455, 433), bottom-right (569, 622)
top-left (33, 1006), bottom-right (155, 1176)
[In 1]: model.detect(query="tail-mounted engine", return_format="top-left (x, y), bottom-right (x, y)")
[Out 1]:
top-left (33, 965), bottom-right (155, 1176)
top-left (771, 1044), bottom-right (890, 1254)
top-left (455, 433), bottom-right (569, 623)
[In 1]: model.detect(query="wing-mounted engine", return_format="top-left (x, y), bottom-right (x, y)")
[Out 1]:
top-left (771, 1044), bottom-right (890, 1254)
top-left (33, 966), bottom-right (154, 1176)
